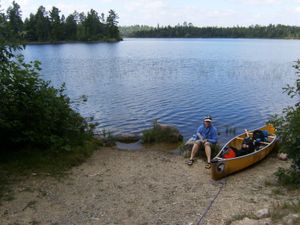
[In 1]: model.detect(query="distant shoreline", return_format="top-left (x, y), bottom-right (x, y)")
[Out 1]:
top-left (25, 38), bottom-right (123, 45)
top-left (122, 36), bottom-right (300, 40)
top-left (120, 24), bottom-right (300, 40)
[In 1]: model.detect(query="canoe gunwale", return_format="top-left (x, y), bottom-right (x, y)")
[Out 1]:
top-left (213, 125), bottom-right (277, 162)
top-left (211, 124), bottom-right (277, 180)
top-left (214, 137), bottom-right (276, 162)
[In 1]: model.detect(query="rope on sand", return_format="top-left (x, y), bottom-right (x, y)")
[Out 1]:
top-left (195, 179), bottom-right (226, 225)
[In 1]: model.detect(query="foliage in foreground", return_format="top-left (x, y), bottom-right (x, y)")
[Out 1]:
top-left (0, 10), bottom-right (94, 151)
top-left (0, 12), bottom-right (102, 200)
top-left (0, 48), bottom-right (93, 150)
top-left (270, 60), bottom-right (300, 187)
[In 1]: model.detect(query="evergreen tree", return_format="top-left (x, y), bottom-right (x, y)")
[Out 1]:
top-left (35, 6), bottom-right (50, 41)
top-left (23, 13), bottom-right (37, 41)
top-left (106, 9), bottom-right (120, 39)
top-left (77, 12), bottom-right (86, 41)
top-left (3, 2), bottom-right (121, 42)
top-left (65, 13), bottom-right (77, 40)
top-left (128, 23), bottom-right (300, 39)
top-left (85, 9), bottom-right (103, 40)
top-left (49, 6), bottom-right (63, 41)
top-left (6, 1), bottom-right (23, 38)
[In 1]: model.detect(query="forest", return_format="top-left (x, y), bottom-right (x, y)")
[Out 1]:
top-left (3, 1), bottom-right (121, 43)
top-left (121, 23), bottom-right (300, 39)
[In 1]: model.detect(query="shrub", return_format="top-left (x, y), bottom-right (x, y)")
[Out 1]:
top-left (270, 60), bottom-right (300, 186)
top-left (0, 19), bottom-right (93, 151)
top-left (142, 120), bottom-right (183, 144)
top-left (274, 167), bottom-right (300, 187)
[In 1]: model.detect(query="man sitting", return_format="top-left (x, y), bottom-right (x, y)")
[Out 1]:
top-left (186, 115), bottom-right (218, 169)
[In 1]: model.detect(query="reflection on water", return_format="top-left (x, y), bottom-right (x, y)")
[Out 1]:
top-left (23, 38), bottom-right (300, 144)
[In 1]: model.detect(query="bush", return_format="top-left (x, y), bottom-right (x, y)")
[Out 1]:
top-left (142, 120), bottom-right (183, 144)
top-left (275, 167), bottom-right (300, 187)
top-left (270, 60), bottom-right (300, 186)
top-left (0, 19), bottom-right (93, 151)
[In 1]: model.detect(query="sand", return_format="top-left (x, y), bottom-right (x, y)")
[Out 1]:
top-left (0, 145), bottom-right (296, 225)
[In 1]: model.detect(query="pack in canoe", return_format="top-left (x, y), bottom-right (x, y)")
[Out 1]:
top-left (211, 124), bottom-right (277, 180)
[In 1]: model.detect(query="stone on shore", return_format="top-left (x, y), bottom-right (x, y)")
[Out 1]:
top-left (277, 153), bottom-right (288, 161)
top-left (282, 213), bottom-right (300, 225)
top-left (155, 123), bottom-right (183, 141)
top-left (115, 133), bottom-right (141, 143)
top-left (230, 217), bottom-right (259, 225)
top-left (255, 208), bottom-right (270, 219)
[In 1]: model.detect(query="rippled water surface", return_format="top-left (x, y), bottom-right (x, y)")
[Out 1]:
top-left (23, 38), bottom-right (300, 143)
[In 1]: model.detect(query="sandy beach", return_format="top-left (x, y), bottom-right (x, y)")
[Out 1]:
top-left (0, 145), bottom-right (297, 225)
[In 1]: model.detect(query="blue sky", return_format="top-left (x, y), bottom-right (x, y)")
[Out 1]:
top-left (2, 0), bottom-right (300, 26)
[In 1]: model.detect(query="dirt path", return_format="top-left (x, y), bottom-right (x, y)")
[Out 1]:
top-left (0, 146), bottom-right (296, 225)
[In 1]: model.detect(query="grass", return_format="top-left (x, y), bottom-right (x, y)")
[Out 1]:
top-left (275, 167), bottom-right (300, 189)
top-left (0, 138), bottom-right (101, 201)
top-left (272, 187), bottom-right (285, 195)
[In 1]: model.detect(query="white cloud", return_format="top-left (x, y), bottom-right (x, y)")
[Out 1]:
top-left (231, 0), bottom-right (281, 4)
top-left (45, 3), bottom-right (90, 15)
top-left (295, 6), bottom-right (300, 12)
top-left (119, 0), bottom-right (168, 25)
top-left (125, 0), bottom-right (166, 13)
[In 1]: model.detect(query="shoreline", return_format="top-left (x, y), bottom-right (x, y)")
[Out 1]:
top-left (25, 38), bottom-right (123, 45)
top-left (122, 36), bottom-right (300, 40)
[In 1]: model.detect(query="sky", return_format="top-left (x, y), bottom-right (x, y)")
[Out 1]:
top-left (2, 0), bottom-right (300, 27)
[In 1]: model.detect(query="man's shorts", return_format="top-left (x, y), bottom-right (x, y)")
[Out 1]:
top-left (185, 138), bottom-right (212, 146)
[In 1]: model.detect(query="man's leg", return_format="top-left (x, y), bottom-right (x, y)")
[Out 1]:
top-left (190, 142), bottom-right (201, 160)
top-left (204, 142), bottom-right (212, 163)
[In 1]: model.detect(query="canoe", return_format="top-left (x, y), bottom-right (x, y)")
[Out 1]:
top-left (211, 124), bottom-right (277, 180)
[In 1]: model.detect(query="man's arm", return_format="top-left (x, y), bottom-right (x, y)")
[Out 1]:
top-left (196, 125), bottom-right (204, 141)
top-left (207, 127), bottom-right (217, 144)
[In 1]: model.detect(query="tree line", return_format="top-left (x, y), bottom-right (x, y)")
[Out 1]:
top-left (122, 23), bottom-right (300, 39)
top-left (4, 1), bottom-right (121, 43)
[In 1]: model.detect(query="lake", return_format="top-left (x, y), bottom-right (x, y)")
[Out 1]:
top-left (23, 38), bottom-right (300, 143)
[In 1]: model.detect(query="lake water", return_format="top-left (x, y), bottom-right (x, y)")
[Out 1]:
top-left (23, 38), bottom-right (300, 143)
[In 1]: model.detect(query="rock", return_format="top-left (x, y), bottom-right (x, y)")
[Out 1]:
top-left (94, 133), bottom-right (116, 146)
top-left (255, 208), bottom-right (270, 219)
top-left (230, 217), bottom-right (259, 225)
top-left (277, 153), bottom-right (288, 161)
top-left (115, 133), bottom-right (140, 143)
top-left (282, 213), bottom-right (300, 225)
top-left (142, 122), bottom-right (183, 143)
top-left (156, 123), bottom-right (183, 141)
top-left (257, 218), bottom-right (272, 225)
